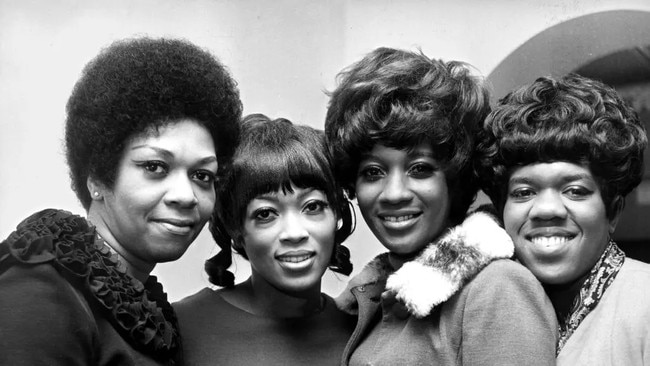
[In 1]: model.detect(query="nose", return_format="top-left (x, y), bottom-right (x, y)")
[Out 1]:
top-left (278, 211), bottom-right (309, 244)
top-left (164, 172), bottom-right (199, 208)
top-left (378, 171), bottom-right (413, 204)
top-left (529, 190), bottom-right (568, 221)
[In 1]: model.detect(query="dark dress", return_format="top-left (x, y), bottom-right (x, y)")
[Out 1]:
top-left (175, 288), bottom-right (356, 366)
top-left (0, 209), bottom-right (180, 366)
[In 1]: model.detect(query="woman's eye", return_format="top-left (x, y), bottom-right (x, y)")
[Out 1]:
top-left (192, 170), bottom-right (216, 184)
top-left (408, 163), bottom-right (435, 178)
top-left (564, 186), bottom-right (592, 199)
top-left (253, 208), bottom-right (277, 223)
top-left (509, 187), bottom-right (535, 200)
top-left (139, 161), bottom-right (168, 175)
top-left (304, 200), bottom-right (329, 214)
top-left (359, 166), bottom-right (384, 181)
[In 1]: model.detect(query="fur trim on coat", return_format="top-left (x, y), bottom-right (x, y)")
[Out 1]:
top-left (337, 208), bottom-right (514, 318)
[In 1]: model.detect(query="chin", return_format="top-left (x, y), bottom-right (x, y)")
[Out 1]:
top-left (281, 278), bottom-right (322, 294)
top-left (382, 240), bottom-right (425, 256)
top-left (150, 246), bottom-right (190, 264)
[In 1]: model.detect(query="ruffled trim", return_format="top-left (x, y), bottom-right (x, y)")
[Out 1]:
top-left (336, 208), bottom-right (514, 318)
top-left (0, 209), bottom-right (179, 362)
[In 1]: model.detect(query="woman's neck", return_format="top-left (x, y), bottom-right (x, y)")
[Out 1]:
top-left (225, 275), bottom-right (323, 318)
top-left (388, 252), bottom-right (416, 271)
top-left (544, 273), bottom-right (589, 323)
top-left (86, 209), bottom-right (154, 283)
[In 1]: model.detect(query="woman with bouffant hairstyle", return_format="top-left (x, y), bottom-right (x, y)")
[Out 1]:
top-left (0, 37), bottom-right (241, 366)
top-left (326, 47), bottom-right (557, 365)
top-left (175, 114), bottom-right (356, 366)
top-left (476, 74), bottom-right (650, 364)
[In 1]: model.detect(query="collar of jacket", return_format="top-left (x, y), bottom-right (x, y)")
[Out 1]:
top-left (336, 208), bottom-right (514, 318)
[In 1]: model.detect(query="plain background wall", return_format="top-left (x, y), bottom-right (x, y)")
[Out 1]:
top-left (2, 0), bottom-right (650, 301)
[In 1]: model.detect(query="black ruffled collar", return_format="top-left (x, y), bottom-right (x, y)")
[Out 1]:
top-left (0, 209), bottom-right (179, 363)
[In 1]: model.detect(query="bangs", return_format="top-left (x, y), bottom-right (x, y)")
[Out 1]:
top-left (231, 139), bottom-right (335, 211)
top-left (498, 121), bottom-right (594, 167)
top-left (352, 99), bottom-right (454, 160)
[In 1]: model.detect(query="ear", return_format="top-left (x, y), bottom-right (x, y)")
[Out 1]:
top-left (86, 176), bottom-right (105, 201)
top-left (608, 196), bottom-right (625, 234)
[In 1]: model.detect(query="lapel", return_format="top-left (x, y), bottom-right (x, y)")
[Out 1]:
top-left (339, 280), bottom-right (385, 366)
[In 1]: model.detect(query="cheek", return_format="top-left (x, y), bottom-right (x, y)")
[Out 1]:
top-left (242, 233), bottom-right (273, 264)
top-left (502, 201), bottom-right (524, 235)
top-left (316, 218), bottom-right (337, 251)
top-left (354, 181), bottom-right (378, 207)
top-left (197, 189), bottom-right (216, 220)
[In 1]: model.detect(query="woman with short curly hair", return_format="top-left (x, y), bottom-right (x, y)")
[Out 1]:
top-left (476, 74), bottom-right (650, 364)
top-left (0, 37), bottom-right (241, 366)
top-left (326, 47), bottom-right (557, 365)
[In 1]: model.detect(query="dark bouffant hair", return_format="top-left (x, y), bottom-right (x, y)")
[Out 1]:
top-left (205, 114), bottom-right (355, 288)
top-left (325, 47), bottom-right (490, 226)
top-left (476, 74), bottom-right (647, 218)
top-left (65, 37), bottom-right (242, 209)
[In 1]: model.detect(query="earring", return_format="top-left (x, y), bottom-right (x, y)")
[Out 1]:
top-left (93, 192), bottom-right (100, 198)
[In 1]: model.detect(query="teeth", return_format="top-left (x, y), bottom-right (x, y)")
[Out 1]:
top-left (383, 215), bottom-right (415, 222)
top-left (531, 236), bottom-right (570, 247)
top-left (278, 254), bottom-right (311, 263)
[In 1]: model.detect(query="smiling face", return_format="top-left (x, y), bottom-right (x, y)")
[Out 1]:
top-left (92, 119), bottom-right (218, 268)
top-left (355, 143), bottom-right (450, 255)
top-left (241, 185), bottom-right (337, 294)
top-left (504, 161), bottom-right (619, 285)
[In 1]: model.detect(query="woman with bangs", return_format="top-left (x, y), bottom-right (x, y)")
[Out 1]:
top-left (476, 74), bottom-right (650, 365)
top-left (174, 114), bottom-right (356, 366)
top-left (325, 47), bottom-right (557, 365)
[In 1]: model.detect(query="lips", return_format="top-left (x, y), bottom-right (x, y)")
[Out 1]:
top-left (378, 211), bottom-right (422, 230)
top-left (524, 228), bottom-right (577, 255)
top-left (276, 250), bottom-right (315, 263)
top-left (153, 218), bottom-right (196, 235)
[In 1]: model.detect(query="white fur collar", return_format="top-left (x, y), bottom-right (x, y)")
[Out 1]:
top-left (337, 209), bottom-right (514, 318)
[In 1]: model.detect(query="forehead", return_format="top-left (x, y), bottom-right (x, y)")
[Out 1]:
top-left (508, 161), bottom-right (596, 184)
top-left (127, 119), bottom-right (216, 154)
top-left (363, 143), bottom-right (435, 160)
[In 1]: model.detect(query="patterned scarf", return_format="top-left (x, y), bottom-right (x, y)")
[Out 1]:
top-left (557, 240), bottom-right (625, 353)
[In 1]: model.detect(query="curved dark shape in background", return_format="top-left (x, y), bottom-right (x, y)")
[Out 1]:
top-left (487, 10), bottom-right (650, 101)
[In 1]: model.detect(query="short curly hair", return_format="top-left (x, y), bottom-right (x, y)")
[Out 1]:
top-left (325, 47), bottom-right (490, 225)
top-left (475, 74), bottom-right (647, 218)
top-left (65, 37), bottom-right (242, 210)
top-left (205, 114), bottom-right (355, 288)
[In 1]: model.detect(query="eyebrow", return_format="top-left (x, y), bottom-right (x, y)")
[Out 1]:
top-left (131, 145), bottom-right (218, 165)
top-left (359, 149), bottom-right (436, 160)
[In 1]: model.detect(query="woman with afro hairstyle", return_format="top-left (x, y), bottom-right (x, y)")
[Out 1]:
top-left (0, 37), bottom-right (241, 366)
top-left (476, 74), bottom-right (650, 365)
top-left (175, 114), bottom-right (356, 366)
top-left (325, 47), bottom-right (557, 365)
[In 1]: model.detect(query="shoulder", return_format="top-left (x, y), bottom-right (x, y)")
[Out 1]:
top-left (463, 259), bottom-right (547, 302)
top-left (473, 258), bottom-right (539, 282)
top-left (613, 258), bottom-right (650, 291)
top-left (335, 253), bottom-right (391, 314)
top-left (0, 262), bottom-right (98, 364)
top-left (174, 287), bottom-right (222, 316)
top-left (0, 260), bottom-right (95, 319)
top-left (621, 258), bottom-right (650, 275)
top-left (607, 258), bottom-right (650, 303)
